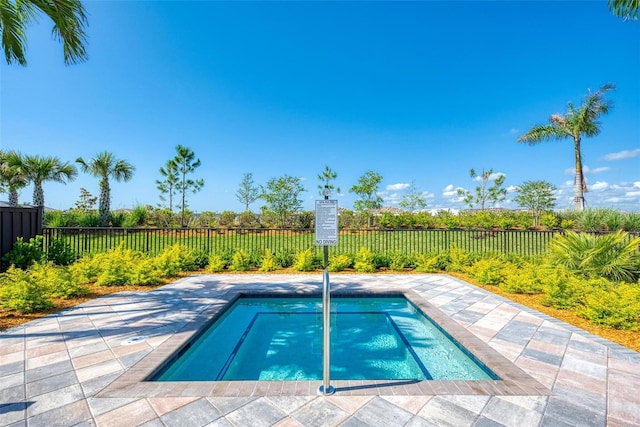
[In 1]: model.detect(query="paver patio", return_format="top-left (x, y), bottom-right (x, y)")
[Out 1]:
top-left (1, 274), bottom-right (639, 426)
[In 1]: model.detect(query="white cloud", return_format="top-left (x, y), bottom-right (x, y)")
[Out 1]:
top-left (590, 181), bottom-right (609, 191)
top-left (473, 172), bottom-right (505, 182)
top-left (634, 182), bottom-right (640, 189)
top-left (625, 191), bottom-right (640, 197)
top-left (506, 185), bottom-right (518, 192)
top-left (442, 184), bottom-right (463, 197)
top-left (601, 148), bottom-right (640, 161)
top-left (386, 183), bottom-right (410, 191)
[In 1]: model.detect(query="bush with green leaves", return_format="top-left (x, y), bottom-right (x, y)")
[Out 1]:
top-left (540, 266), bottom-right (587, 310)
top-left (293, 248), bottom-right (315, 272)
top-left (354, 247), bottom-right (376, 273)
top-left (2, 236), bottom-right (45, 270)
top-left (0, 266), bottom-right (53, 313)
top-left (446, 245), bottom-right (478, 272)
top-left (499, 263), bottom-right (545, 294)
top-left (389, 252), bottom-right (413, 271)
top-left (259, 250), bottom-right (278, 272)
top-left (206, 254), bottom-right (226, 272)
top-left (94, 246), bottom-right (143, 286)
top-left (154, 244), bottom-right (198, 278)
top-left (579, 282), bottom-right (640, 330)
top-left (414, 251), bottom-right (448, 272)
top-left (328, 254), bottom-right (352, 272)
top-left (123, 205), bottom-right (149, 227)
top-left (548, 230), bottom-right (640, 283)
top-left (29, 262), bottom-right (89, 298)
top-left (69, 254), bottom-right (102, 285)
top-left (46, 238), bottom-right (77, 266)
top-left (129, 258), bottom-right (163, 285)
top-left (229, 250), bottom-right (251, 271)
top-left (464, 258), bottom-right (516, 286)
top-left (274, 249), bottom-right (296, 268)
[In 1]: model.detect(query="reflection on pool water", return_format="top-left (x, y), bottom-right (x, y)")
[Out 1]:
top-left (152, 296), bottom-right (499, 381)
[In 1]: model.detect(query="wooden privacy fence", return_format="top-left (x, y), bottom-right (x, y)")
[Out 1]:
top-left (42, 227), bottom-right (575, 257)
top-left (1, 206), bottom-right (43, 262)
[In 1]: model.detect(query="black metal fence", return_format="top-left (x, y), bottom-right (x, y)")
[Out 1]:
top-left (39, 227), bottom-right (594, 258)
top-left (1, 206), bottom-right (43, 263)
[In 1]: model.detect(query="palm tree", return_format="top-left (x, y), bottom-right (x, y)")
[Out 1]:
top-left (76, 151), bottom-right (135, 226)
top-left (19, 154), bottom-right (77, 208)
top-left (0, 150), bottom-right (28, 206)
top-left (1, 0), bottom-right (88, 66)
top-left (609, 0), bottom-right (639, 20)
top-left (518, 84), bottom-right (614, 211)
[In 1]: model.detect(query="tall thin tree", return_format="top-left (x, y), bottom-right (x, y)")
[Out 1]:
top-left (457, 168), bottom-right (507, 210)
top-left (236, 172), bottom-right (260, 212)
top-left (156, 159), bottom-right (179, 212)
top-left (171, 145), bottom-right (204, 227)
top-left (317, 165), bottom-right (340, 197)
top-left (76, 151), bottom-right (135, 226)
top-left (1, 0), bottom-right (88, 65)
top-left (518, 84), bottom-right (614, 211)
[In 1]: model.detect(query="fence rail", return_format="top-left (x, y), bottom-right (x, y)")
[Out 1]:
top-left (39, 227), bottom-right (608, 258)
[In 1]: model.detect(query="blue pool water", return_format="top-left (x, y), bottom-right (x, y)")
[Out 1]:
top-left (153, 296), bottom-right (498, 381)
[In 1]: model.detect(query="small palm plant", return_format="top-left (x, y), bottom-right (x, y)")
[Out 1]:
top-left (548, 230), bottom-right (640, 283)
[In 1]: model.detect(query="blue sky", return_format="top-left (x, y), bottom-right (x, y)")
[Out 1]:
top-left (1, 1), bottom-right (639, 213)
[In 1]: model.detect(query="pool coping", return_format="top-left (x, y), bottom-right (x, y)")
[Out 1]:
top-left (98, 287), bottom-right (550, 398)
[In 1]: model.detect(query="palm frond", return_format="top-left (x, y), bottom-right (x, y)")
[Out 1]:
top-left (517, 124), bottom-right (571, 145)
top-left (609, 0), bottom-right (639, 20)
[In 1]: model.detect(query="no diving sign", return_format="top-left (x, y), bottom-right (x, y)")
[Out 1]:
top-left (315, 200), bottom-right (338, 246)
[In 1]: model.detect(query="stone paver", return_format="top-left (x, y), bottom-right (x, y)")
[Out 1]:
top-left (1, 274), bottom-right (640, 426)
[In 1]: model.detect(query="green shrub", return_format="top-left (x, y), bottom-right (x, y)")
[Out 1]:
top-left (2, 236), bottom-right (45, 269)
top-left (206, 254), bottom-right (226, 272)
top-left (219, 210), bottom-right (237, 227)
top-left (293, 249), bottom-right (315, 272)
top-left (328, 254), bottom-right (352, 272)
top-left (540, 213), bottom-right (559, 229)
top-left (229, 250), bottom-right (251, 271)
top-left (465, 258), bottom-right (516, 286)
top-left (28, 262), bottom-right (89, 298)
top-left (46, 238), bottom-right (77, 266)
top-left (0, 266), bottom-right (53, 313)
top-left (129, 258), bottom-right (163, 285)
top-left (500, 263), bottom-right (544, 294)
top-left (579, 283), bottom-right (640, 330)
top-left (354, 247), bottom-right (376, 273)
top-left (123, 205), bottom-right (149, 227)
top-left (154, 244), bottom-right (197, 278)
top-left (95, 246), bottom-right (141, 286)
top-left (540, 266), bottom-right (586, 309)
top-left (622, 212), bottom-right (640, 232)
top-left (259, 250), bottom-right (278, 272)
top-left (275, 249), bottom-right (296, 268)
top-left (447, 245), bottom-right (477, 272)
top-left (389, 252), bottom-right (412, 271)
top-left (192, 250), bottom-right (209, 269)
top-left (414, 251), bottom-right (449, 272)
top-left (548, 230), bottom-right (640, 283)
top-left (69, 254), bottom-right (103, 285)
top-left (109, 211), bottom-right (127, 227)
top-left (372, 252), bottom-right (390, 269)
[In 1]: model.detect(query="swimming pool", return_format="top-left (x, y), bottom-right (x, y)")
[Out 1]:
top-left (152, 296), bottom-right (498, 382)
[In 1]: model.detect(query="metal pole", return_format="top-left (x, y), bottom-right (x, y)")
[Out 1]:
top-left (319, 186), bottom-right (334, 395)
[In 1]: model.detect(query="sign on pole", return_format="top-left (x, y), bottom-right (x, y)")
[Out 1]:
top-left (315, 200), bottom-right (338, 246)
